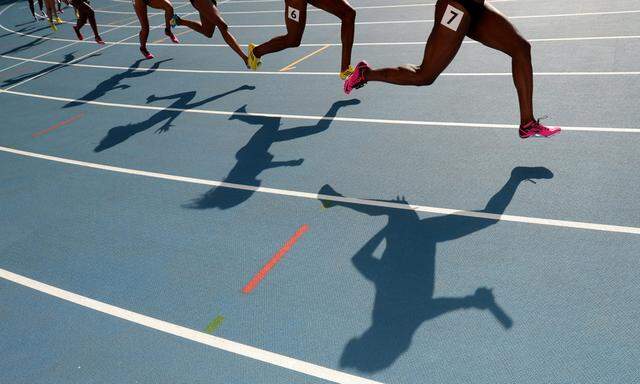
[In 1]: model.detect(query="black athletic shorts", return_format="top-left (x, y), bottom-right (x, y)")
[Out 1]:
top-left (457, 0), bottom-right (485, 18)
top-left (189, 0), bottom-right (217, 7)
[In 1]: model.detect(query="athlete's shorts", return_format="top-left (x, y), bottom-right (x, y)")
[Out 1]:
top-left (131, 0), bottom-right (152, 6)
top-left (189, 0), bottom-right (217, 8)
top-left (457, 0), bottom-right (485, 18)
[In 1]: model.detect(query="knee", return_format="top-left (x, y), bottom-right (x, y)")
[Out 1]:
top-left (513, 38), bottom-right (531, 59)
top-left (286, 34), bottom-right (302, 48)
top-left (204, 28), bottom-right (214, 38)
top-left (415, 67), bottom-right (437, 86)
top-left (341, 6), bottom-right (355, 23)
top-left (416, 76), bottom-right (436, 86)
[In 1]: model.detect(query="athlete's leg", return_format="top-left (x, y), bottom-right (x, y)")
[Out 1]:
top-left (176, 2), bottom-right (216, 37)
top-left (148, 0), bottom-right (174, 31)
top-left (74, 0), bottom-right (101, 41)
top-left (307, 0), bottom-right (355, 73)
top-left (133, 0), bottom-right (152, 56)
top-left (365, 0), bottom-right (470, 85)
top-left (86, 5), bottom-right (101, 39)
top-left (44, 0), bottom-right (55, 21)
top-left (28, 0), bottom-right (37, 18)
top-left (200, 1), bottom-right (248, 63)
top-left (466, 3), bottom-right (533, 125)
top-left (73, 0), bottom-right (87, 29)
top-left (253, 0), bottom-right (307, 58)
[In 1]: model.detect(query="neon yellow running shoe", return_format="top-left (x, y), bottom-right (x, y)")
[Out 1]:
top-left (339, 65), bottom-right (354, 80)
top-left (247, 43), bottom-right (262, 71)
top-left (54, 16), bottom-right (63, 24)
top-left (49, 21), bottom-right (58, 31)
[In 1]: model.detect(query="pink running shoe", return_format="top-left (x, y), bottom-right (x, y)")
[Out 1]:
top-left (343, 61), bottom-right (370, 95)
top-left (95, 36), bottom-right (105, 45)
top-left (519, 118), bottom-right (561, 139)
top-left (165, 28), bottom-right (179, 44)
top-left (140, 46), bottom-right (154, 60)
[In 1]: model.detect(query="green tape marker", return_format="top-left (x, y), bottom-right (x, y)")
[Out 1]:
top-left (204, 315), bottom-right (224, 334)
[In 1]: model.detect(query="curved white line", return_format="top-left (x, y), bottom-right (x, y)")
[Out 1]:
top-left (87, 8), bottom-right (640, 24)
top-left (0, 268), bottom-right (384, 384)
top-left (1, 145), bottom-right (639, 234)
top-left (2, 17), bottom-right (638, 47)
top-left (0, 88), bottom-right (638, 135)
top-left (3, 53), bottom-right (640, 77)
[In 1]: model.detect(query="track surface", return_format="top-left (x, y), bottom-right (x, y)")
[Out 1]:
top-left (1, 0), bottom-right (639, 382)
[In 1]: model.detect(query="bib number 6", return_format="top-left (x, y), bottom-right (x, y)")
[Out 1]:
top-left (288, 6), bottom-right (300, 22)
top-left (441, 4), bottom-right (464, 32)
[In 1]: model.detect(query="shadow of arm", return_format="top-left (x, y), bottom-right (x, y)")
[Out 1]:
top-left (351, 228), bottom-right (385, 281)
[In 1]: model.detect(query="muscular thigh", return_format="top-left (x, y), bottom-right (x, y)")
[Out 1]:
top-left (147, 0), bottom-right (170, 11)
top-left (419, 0), bottom-right (473, 67)
top-left (283, 0), bottom-right (307, 35)
top-left (307, 0), bottom-right (350, 16)
top-left (192, 0), bottom-right (217, 29)
top-left (467, 2), bottom-right (526, 54)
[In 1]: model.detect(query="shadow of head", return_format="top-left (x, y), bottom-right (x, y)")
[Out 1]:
top-left (340, 335), bottom-right (410, 373)
top-left (229, 104), bottom-right (280, 127)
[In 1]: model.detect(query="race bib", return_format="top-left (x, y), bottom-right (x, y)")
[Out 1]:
top-left (441, 4), bottom-right (464, 31)
top-left (288, 6), bottom-right (300, 22)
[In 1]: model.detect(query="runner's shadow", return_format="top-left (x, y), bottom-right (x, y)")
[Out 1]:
top-left (64, 58), bottom-right (172, 108)
top-left (93, 85), bottom-right (255, 152)
top-left (320, 166), bottom-right (554, 372)
top-left (184, 99), bottom-right (360, 210)
top-left (13, 20), bottom-right (38, 27)
top-left (0, 34), bottom-right (50, 56)
top-left (1, 52), bottom-right (100, 87)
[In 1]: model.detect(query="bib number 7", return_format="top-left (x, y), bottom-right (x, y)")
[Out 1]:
top-left (441, 4), bottom-right (464, 32)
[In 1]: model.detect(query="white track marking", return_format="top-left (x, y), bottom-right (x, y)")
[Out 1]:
top-left (3, 54), bottom-right (640, 77)
top-left (2, 22), bottom-right (638, 47)
top-left (1, 88), bottom-right (639, 134)
top-left (0, 268), bottom-right (384, 384)
top-left (82, 8), bottom-right (640, 25)
top-left (0, 2), bottom-right (140, 74)
top-left (1, 31), bottom-right (141, 91)
top-left (0, 1), bottom-right (197, 91)
top-left (1, 89), bottom-right (638, 135)
top-left (0, 2), bottom-right (189, 75)
top-left (1, 146), bottom-right (639, 234)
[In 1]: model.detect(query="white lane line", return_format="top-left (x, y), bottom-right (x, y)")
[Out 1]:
top-left (0, 2), bottom-right (188, 76)
top-left (2, 24), bottom-right (638, 47)
top-left (0, 268), bottom-right (383, 384)
top-left (1, 89), bottom-right (639, 135)
top-left (3, 54), bottom-right (640, 77)
top-left (0, 31), bottom-right (141, 91)
top-left (0, 2), bottom-right (135, 74)
top-left (0, 2), bottom-right (197, 91)
top-left (1, 145), bottom-right (639, 234)
top-left (0, 0), bottom-right (191, 45)
top-left (83, 8), bottom-right (640, 25)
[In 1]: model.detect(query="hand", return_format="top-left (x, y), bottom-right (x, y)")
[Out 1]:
top-left (511, 166), bottom-right (553, 181)
top-left (472, 287), bottom-right (495, 309)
